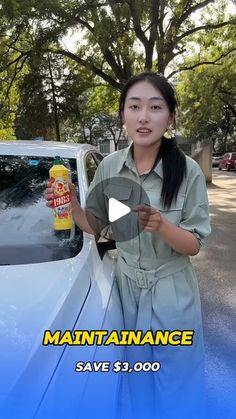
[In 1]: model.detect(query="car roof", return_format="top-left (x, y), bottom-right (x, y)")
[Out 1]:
top-left (0, 140), bottom-right (98, 158)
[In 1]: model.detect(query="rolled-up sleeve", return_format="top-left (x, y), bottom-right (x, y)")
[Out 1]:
top-left (179, 164), bottom-right (211, 246)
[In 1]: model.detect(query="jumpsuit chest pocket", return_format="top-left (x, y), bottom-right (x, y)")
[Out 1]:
top-left (144, 191), bottom-right (185, 225)
top-left (104, 183), bottom-right (132, 202)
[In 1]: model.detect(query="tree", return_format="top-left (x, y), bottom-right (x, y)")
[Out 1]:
top-left (0, 75), bottom-right (19, 139)
top-left (14, 69), bottom-right (53, 140)
top-left (1, 0), bottom-right (235, 91)
top-left (61, 84), bottom-right (124, 147)
top-left (1, 0), bottom-right (235, 143)
top-left (176, 25), bottom-right (236, 152)
top-left (0, 35), bottom-right (23, 139)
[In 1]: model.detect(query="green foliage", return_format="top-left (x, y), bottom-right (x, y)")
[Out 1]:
top-left (0, 79), bottom-right (18, 140)
top-left (2, 0), bottom-right (234, 84)
top-left (14, 71), bottom-right (53, 140)
top-left (0, 36), bottom-right (24, 139)
top-left (176, 38), bottom-right (236, 152)
top-left (87, 85), bottom-right (119, 116)
top-left (0, 0), bottom-right (235, 144)
top-left (61, 84), bottom-right (122, 145)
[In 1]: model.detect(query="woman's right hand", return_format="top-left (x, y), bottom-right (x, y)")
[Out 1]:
top-left (44, 180), bottom-right (98, 233)
top-left (44, 181), bottom-right (79, 209)
top-left (44, 181), bottom-right (54, 208)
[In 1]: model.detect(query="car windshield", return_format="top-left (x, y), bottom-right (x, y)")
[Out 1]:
top-left (0, 155), bottom-right (83, 265)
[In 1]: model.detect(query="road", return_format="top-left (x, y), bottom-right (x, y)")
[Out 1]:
top-left (191, 168), bottom-right (236, 419)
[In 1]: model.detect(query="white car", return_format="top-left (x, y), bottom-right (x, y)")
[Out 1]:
top-left (0, 141), bottom-right (123, 419)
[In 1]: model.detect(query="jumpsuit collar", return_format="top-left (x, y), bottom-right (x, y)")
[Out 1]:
top-left (116, 143), bottom-right (163, 179)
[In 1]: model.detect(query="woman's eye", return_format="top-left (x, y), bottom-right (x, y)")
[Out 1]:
top-left (151, 105), bottom-right (161, 110)
top-left (129, 105), bottom-right (139, 110)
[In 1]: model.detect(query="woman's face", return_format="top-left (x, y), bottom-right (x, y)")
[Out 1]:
top-left (123, 80), bottom-right (173, 148)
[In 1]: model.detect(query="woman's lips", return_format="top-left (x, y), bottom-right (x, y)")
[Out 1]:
top-left (136, 128), bottom-right (152, 133)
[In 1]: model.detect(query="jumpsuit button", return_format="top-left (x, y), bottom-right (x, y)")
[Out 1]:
top-left (136, 271), bottom-right (145, 287)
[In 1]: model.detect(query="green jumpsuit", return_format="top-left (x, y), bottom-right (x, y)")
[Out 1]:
top-left (86, 144), bottom-right (211, 419)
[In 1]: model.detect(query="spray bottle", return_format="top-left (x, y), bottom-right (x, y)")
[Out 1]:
top-left (49, 156), bottom-right (73, 230)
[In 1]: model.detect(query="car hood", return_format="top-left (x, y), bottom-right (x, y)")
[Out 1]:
top-left (0, 253), bottom-right (91, 405)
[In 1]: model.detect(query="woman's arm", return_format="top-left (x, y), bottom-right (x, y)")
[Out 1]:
top-left (134, 205), bottom-right (200, 256)
top-left (158, 216), bottom-right (200, 256)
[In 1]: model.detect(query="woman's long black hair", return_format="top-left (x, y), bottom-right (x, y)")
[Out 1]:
top-left (119, 71), bottom-right (187, 209)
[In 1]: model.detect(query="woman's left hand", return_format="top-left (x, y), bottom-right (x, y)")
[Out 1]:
top-left (133, 204), bottom-right (163, 232)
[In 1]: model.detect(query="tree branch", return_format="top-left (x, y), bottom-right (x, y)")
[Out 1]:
top-left (49, 15), bottom-right (94, 44)
top-left (102, 48), bottom-right (128, 82)
top-left (167, 47), bottom-right (236, 79)
top-left (72, 3), bottom-right (126, 82)
top-left (73, 17), bottom-right (95, 34)
top-left (166, 0), bottom-right (215, 56)
top-left (54, 48), bottom-right (122, 89)
top-left (177, 20), bottom-right (236, 42)
top-left (126, 0), bottom-right (155, 69)
top-left (127, 0), bottom-right (149, 48)
top-left (172, 48), bottom-right (187, 59)
top-left (6, 55), bottom-right (28, 99)
top-left (0, 51), bottom-right (29, 72)
top-left (158, 0), bottom-right (166, 38)
top-left (148, 0), bottom-right (159, 64)
top-left (176, 0), bottom-right (214, 27)
top-left (1, 32), bottom-right (22, 59)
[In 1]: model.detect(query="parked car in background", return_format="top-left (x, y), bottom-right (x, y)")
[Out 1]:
top-left (218, 152), bottom-right (236, 171)
top-left (212, 153), bottom-right (222, 167)
top-left (0, 141), bottom-right (123, 419)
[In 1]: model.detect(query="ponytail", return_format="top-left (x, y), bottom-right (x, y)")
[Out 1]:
top-left (159, 138), bottom-right (187, 208)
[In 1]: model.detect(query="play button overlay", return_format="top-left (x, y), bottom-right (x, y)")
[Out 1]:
top-left (108, 198), bottom-right (131, 222)
top-left (85, 176), bottom-right (151, 242)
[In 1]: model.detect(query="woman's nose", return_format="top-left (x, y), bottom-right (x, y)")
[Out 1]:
top-left (138, 107), bottom-right (149, 123)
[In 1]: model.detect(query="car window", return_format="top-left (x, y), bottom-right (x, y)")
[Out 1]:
top-left (84, 152), bottom-right (113, 246)
top-left (0, 155), bottom-right (83, 265)
top-left (231, 153), bottom-right (236, 160)
top-left (92, 152), bottom-right (104, 166)
top-left (85, 153), bottom-right (103, 185)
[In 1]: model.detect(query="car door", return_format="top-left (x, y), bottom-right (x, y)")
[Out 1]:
top-left (0, 152), bottom-right (93, 418)
top-left (31, 151), bottom-right (123, 419)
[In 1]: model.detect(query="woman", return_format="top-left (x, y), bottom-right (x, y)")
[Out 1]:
top-left (45, 72), bottom-right (211, 419)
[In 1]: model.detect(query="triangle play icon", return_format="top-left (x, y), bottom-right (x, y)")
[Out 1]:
top-left (108, 197), bottom-right (131, 222)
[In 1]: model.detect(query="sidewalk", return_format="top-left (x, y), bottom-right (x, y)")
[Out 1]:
top-left (191, 170), bottom-right (236, 419)
top-left (207, 171), bottom-right (236, 224)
